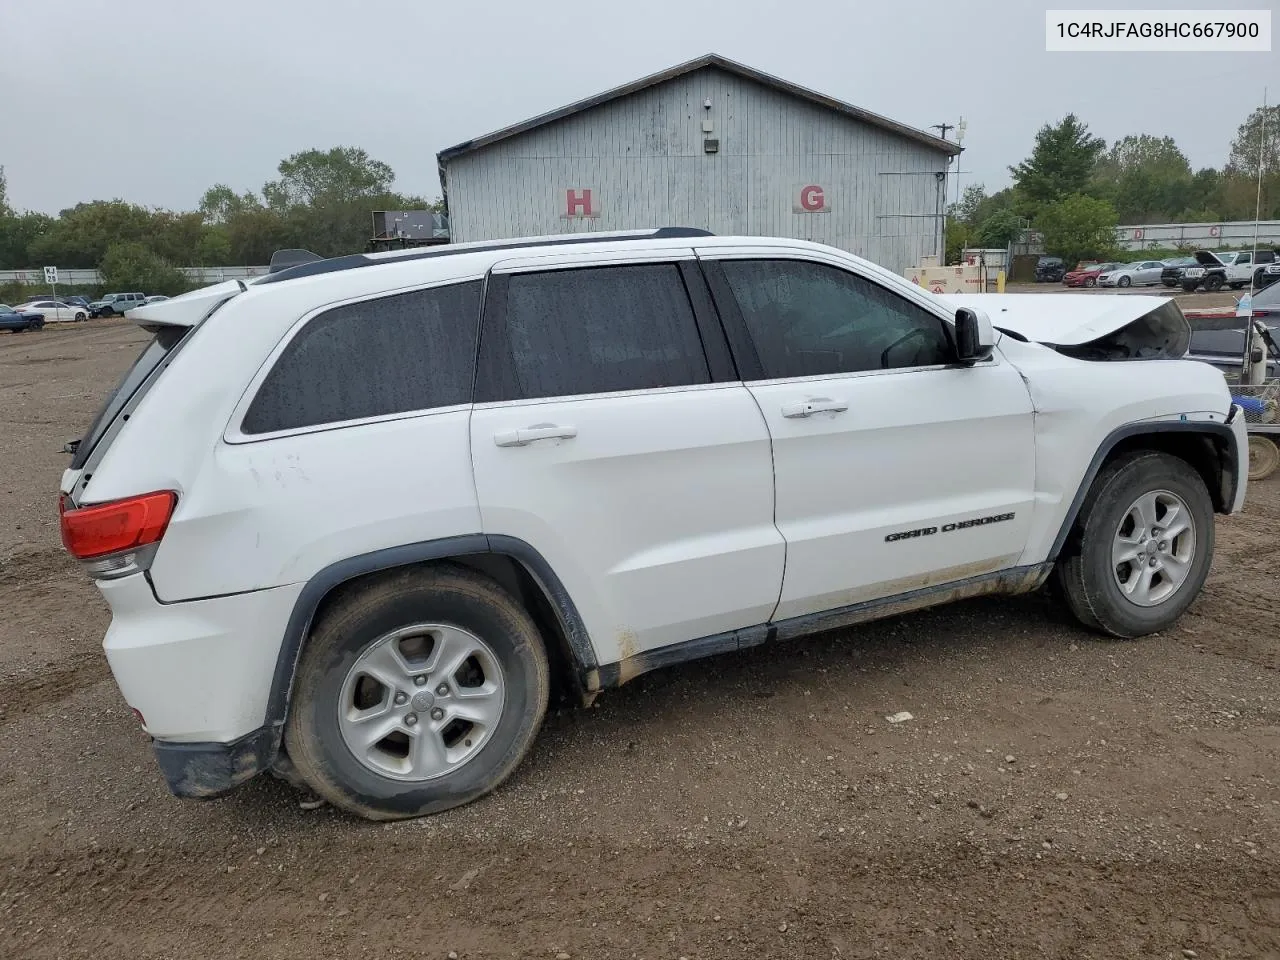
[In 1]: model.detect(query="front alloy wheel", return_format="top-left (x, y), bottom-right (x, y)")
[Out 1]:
top-left (1110, 490), bottom-right (1196, 607)
top-left (1052, 451), bottom-right (1214, 638)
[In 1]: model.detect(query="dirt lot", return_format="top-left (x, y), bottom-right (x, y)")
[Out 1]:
top-left (2, 316), bottom-right (1278, 960)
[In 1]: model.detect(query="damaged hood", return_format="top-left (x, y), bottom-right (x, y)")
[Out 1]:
top-left (938, 294), bottom-right (1176, 346)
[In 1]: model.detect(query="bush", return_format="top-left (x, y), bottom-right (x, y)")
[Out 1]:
top-left (98, 242), bottom-right (188, 296)
top-left (1037, 194), bottom-right (1120, 266)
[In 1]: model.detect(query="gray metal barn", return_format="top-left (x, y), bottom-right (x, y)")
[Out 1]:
top-left (436, 54), bottom-right (960, 273)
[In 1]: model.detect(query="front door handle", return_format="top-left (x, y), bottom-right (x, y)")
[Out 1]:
top-left (781, 397), bottom-right (849, 419)
top-left (493, 423), bottom-right (578, 447)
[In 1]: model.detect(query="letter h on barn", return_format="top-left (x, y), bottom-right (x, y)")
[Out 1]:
top-left (563, 188), bottom-right (600, 219)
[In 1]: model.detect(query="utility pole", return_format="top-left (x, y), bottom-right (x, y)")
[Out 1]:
top-left (931, 122), bottom-right (954, 141)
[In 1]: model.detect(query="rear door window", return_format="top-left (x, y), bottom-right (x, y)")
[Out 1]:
top-left (241, 280), bottom-right (482, 435)
top-left (477, 263), bottom-right (711, 402)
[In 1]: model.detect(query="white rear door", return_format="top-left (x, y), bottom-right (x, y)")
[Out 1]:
top-left (469, 251), bottom-right (784, 664)
top-left (700, 249), bottom-right (1037, 622)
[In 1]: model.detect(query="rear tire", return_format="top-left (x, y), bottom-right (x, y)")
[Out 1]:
top-left (1053, 451), bottom-right (1214, 639)
top-left (284, 564), bottom-right (550, 821)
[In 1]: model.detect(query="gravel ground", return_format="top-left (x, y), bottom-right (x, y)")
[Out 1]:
top-left (1, 316), bottom-right (1278, 960)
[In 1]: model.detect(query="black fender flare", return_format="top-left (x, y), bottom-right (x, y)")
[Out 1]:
top-left (1047, 417), bottom-right (1240, 562)
top-left (261, 534), bottom-right (596, 763)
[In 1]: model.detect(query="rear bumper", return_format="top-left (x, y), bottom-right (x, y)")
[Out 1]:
top-left (152, 726), bottom-right (275, 798)
top-left (97, 574), bottom-right (303, 793)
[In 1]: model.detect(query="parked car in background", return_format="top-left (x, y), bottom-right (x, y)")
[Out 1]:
top-left (13, 299), bottom-right (87, 322)
top-left (1231, 249), bottom-right (1280, 290)
top-left (1063, 261), bottom-right (1122, 287)
top-left (60, 296), bottom-right (93, 309)
top-left (1161, 257), bottom-right (1198, 287)
top-left (1034, 256), bottom-right (1066, 282)
top-left (144, 295), bottom-right (170, 304)
top-left (1098, 261), bottom-right (1165, 288)
top-left (1180, 250), bottom-right (1280, 292)
top-left (88, 292), bottom-right (147, 317)
top-left (0, 304), bottom-right (45, 333)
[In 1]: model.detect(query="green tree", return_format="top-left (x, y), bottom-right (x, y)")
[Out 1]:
top-left (944, 220), bottom-right (972, 265)
top-left (263, 147), bottom-right (395, 209)
top-left (1094, 134), bottom-right (1191, 182)
top-left (951, 184), bottom-right (988, 225)
top-left (1037, 194), bottom-right (1119, 266)
top-left (1223, 104), bottom-right (1280, 221)
top-left (1091, 134), bottom-right (1194, 222)
top-left (27, 200), bottom-right (157, 268)
top-left (1227, 104), bottom-right (1280, 176)
top-left (99, 241), bottom-right (188, 295)
top-left (1010, 114), bottom-right (1105, 216)
top-left (974, 208), bottom-right (1024, 248)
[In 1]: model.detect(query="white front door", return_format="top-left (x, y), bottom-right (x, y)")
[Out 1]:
top-left (469, 253), bottom-right (784, 664)
top-left (701, 252), bottom-right (1037, 622)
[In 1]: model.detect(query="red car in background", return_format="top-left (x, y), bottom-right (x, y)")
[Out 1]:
top-left (1062, 261), bottom-right (1122, 287)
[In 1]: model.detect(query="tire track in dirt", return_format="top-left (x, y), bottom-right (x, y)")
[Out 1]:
top-left (0, 652), bottom-right (110, 726)
top-left (0, 548), bottom-right (78, 589)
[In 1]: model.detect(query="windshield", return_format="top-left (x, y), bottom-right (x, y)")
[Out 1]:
top-left (1255, 282), bottom-right (1280, 308)
top-left (69, 325), bottom-right (189, 470)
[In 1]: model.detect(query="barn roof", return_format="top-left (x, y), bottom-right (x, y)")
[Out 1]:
top-left (436, 53), bottom-right (961, 164)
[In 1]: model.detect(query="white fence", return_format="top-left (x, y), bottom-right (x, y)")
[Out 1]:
top-left (0, 265), bottom-right (269, 286)
top-left (1113, 220), bottom-right (1280, 251)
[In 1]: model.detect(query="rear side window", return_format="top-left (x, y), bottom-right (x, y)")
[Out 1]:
top-left (481, 263), bottom-right (710, 401)
top-left (70, 324), bottom-right (189, 469)
top-left (241, 281), bottom-right (481, 435)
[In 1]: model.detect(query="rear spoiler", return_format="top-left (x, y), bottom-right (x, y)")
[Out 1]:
top-left (123, 280), bottom-right (248, 329)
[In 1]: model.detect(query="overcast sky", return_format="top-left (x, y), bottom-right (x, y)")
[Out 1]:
top-left (2, 0), bottom-right (1275, 214)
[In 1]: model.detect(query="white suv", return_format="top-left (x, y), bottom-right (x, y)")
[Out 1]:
top-left (58, 228), bottom-right (1248, 820)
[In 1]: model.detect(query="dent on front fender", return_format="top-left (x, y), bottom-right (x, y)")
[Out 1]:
top-left (998, 343), bottom-right (1236, 562)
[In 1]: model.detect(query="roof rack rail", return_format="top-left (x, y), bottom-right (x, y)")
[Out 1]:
top-left (259, 227), bottom-right (715, 285)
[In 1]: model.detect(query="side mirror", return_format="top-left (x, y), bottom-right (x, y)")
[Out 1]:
top-left (954, 307), bottom-right (995, 364)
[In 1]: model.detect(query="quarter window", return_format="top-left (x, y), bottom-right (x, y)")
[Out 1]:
top-left (490, 263), bottom-right (710, 401)
top-left (241, 281), bottom-right (481, 434)
top-left (718, 259), bottom-right (953, 379)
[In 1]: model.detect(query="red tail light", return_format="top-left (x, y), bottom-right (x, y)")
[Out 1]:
top-left (59, 491), bottom-right (177, 560)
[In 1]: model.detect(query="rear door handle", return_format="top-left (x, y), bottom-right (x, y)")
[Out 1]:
top-left (493, 423), bottom-right (578, 447)
top-left (781, 397), bottom-right (848, 419)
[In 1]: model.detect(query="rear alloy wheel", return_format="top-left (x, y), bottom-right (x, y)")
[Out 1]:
top-left (1249, 436), bottom-right (1280, 481)
top-left (285, 565), bottom-right (550, 820)
top-left (1053, 451), bottom-right (1213, 638)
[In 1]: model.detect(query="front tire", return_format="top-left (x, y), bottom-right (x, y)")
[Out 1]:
top-left (1085, 277), bottom-right (1097, 287)
top-left (284, 565), bottom-right (550, 821)
top-left (1118, 276), bottom-right (1132, 288)
top-left (1181, 282), bottom-right (1199, 292)
top-left (1204, 274), bottom-right (1224, 292)
top-left (1053, 451), bottom-right (1214, 639)
top-left (74, 312), bottom-right (86, 322)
